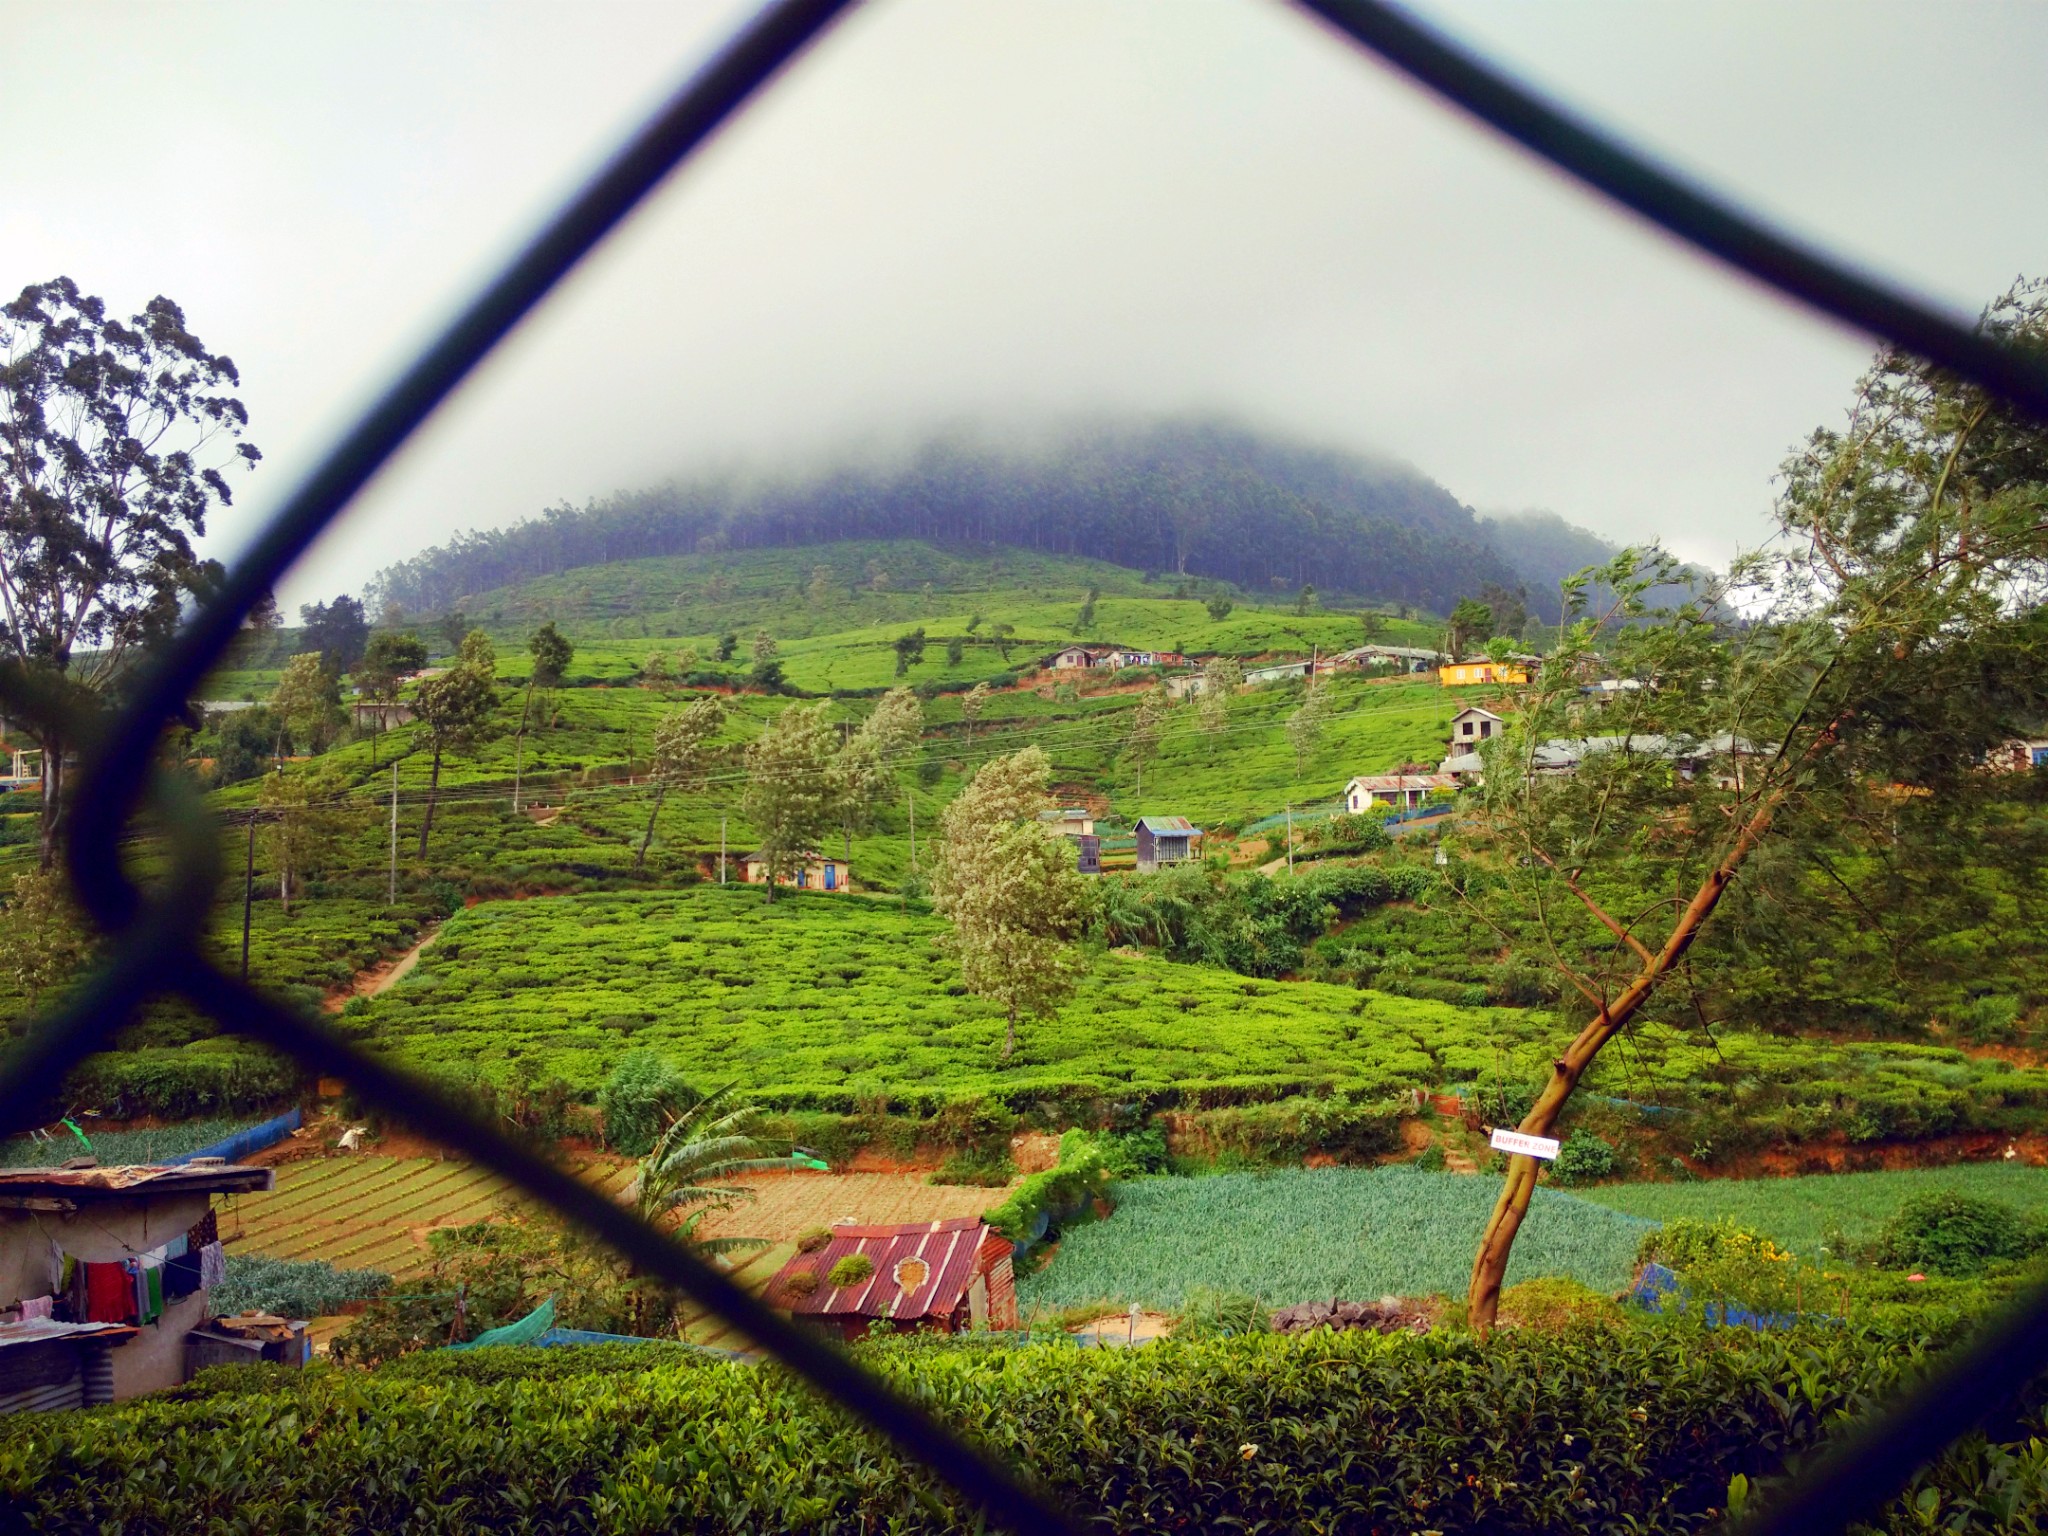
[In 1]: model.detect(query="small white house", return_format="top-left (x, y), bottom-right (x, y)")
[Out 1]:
top-left (1344, 773), bottom-right (1457, 812)
top-left (1049, 646), bottom-right (1100, 670)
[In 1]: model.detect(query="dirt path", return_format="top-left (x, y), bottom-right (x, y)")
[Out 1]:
top-left (324, 924), bottom-right (443, 1012)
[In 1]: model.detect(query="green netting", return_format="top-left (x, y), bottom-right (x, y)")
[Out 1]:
top-left (448, 1296), bottom-right (556, 1351)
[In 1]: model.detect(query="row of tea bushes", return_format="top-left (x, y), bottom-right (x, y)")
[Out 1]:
top-left (3, 1320), bottom-right (2032, 1534)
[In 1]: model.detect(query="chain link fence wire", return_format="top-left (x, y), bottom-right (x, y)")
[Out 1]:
top-left (4, 0), bottom-right (2048, 1530)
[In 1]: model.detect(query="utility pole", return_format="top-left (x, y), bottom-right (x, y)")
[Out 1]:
top-left (1285, 803), bottom-right (1294, 874)
top-left (240, 815), bottom-right (257, 981)
top-left (907, 787), bottom-right (917, 873)
top-left (719, 814), bottom-right (727, 885)
top-left (388, 762), bottom-right (399, 906)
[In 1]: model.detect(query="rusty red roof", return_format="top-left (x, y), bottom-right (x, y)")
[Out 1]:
top-left (771, 1217), bottom-right (1006, 1322)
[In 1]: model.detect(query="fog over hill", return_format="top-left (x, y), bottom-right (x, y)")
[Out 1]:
top-left (366, 420), bottom-right (1619, 622)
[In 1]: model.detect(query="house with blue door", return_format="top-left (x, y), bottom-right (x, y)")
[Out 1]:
top-left (1134, 816), bottom-right (1202, 872)
top-left (737, 851), bottom-right (851, 892)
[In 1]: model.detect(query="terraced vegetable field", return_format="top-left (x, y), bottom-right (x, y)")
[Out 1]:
top-left (1017, 1167), bottom-right (1655, 1314)
top-left (220, 1157), bottom-right (526, 1277)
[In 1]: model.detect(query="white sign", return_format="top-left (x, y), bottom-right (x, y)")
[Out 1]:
top-left (1489, 1128), bottom-right (1561, 1161)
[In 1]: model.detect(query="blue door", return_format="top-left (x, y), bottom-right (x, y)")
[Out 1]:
top-left (824, 863), bottom-right (836, 890)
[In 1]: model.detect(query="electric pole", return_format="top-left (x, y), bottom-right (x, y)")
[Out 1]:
top-left (388, 762), bottom-right (399, 906)
top-left (240, 815), bottom-right (256, 981)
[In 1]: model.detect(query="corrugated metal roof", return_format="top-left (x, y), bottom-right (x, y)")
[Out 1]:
top-left (0, 1164), bottom-right (273, 1201)
top-left (1134, 816), bottom-right (1200, 834)
top-left (771, 1217), bottom-right (1005, 1322)
top-left (0, 1319), bottom-right (139, 1349)
top-left (1346, 774), bottom-right (1456, 792)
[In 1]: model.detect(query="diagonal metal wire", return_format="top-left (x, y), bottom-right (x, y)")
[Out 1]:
top-left (3, 0), bottom-right (2046, 1531)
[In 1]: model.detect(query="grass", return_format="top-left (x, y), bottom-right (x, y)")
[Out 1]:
top-left (1017, 1166), bottom-right (1655, 1312)
top-left (1576, 1164), bottom-right (2048, 1263)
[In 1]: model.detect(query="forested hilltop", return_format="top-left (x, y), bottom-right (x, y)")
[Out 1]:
top-left (368, 419), bottom-right (1579, 620)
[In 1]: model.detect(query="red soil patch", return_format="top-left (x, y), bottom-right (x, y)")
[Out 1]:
top-left (1694, 1129), bottom-right (2048, 1179)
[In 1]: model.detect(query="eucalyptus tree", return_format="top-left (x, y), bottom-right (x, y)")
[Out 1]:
top-left (739, 703), bottom-right (839, 901)
top-left (411, 632), bottom-right (497, 858)
top-left (1459, 284), bottom-right (2048, 1329)
top-left (930, 746), bottom-right (1092, 1061)
top-left (0, 277), bottom-right (259, 863)
top-left (637, 695), bottom-right (725, 872)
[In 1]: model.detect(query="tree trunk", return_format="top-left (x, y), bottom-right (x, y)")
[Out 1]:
top-left (512, 680), bottom-right (535, 814)
top-left (36, 733), bottom-right (63, 870)
top-left (279, 864), bottom-right (291, 916)
top-left (416, 745), bottom-right (442, 858)
top-left (1466, 780), bottom-right (1799, 1330)
top-left (636, 783), bottom-right (666, 871)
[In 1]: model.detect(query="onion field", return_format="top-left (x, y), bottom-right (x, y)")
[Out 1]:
top-left (1017, 1166), bottom-right (1654, 1314)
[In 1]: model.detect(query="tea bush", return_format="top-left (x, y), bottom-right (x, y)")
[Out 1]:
top-left (1551, 1130), bottom-right (1618, 1187)
top-left (4, 1318), bottom-right (2028, 1534)
top-left (1870, 1192), bottom-right (2047, 1276)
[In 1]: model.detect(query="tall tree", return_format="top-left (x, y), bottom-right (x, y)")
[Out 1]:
top-left (0, 277), bottom-right (259, 864)
top-left (412, 633), bottom-right (497, 857)
top-left (929, 746), bottom-right (1091, 1060)
top-left (267, 653), bottom-right (341, 763)
top-left (1460, 284), bottom-right (2048, 1330)
top-left (738, 703), bottom-right (838, 901)
top-left (638, 696), bottom-right (725, 871)
top-left (355, 630), bottom-right (426, 769)
top-left (806, 565), bottom-right (835, 608)
top-left (826, 684), bottom-right (923, 865)
top-left (4, 867), bottom-right (91, 1009)
top-left (892, 627), bottom-right (926, 677)
top-left (1446, 597), bottom-right (1496, 658)
top-left (258, 764), bottom-right (357, 915)
top-left (960, 680), bottom-right (991, 740)
top-left (1285, 676), bottom-right (1330, 776)
top-left (512, 622), bottom-right (573, 812)
top-left (1198, 655), bottom-right (1244, 738)
top-left (1123, 686), bottom-right (1168, 803)
top-left (298, 594), bottom-right (369, 677)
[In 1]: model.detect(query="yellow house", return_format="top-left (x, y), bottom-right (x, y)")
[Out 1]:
top-left (1440, 661), bottom-right (1528, 687)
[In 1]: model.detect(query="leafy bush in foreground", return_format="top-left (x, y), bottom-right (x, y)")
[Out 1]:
top-left (1, 1320), bottom-right (2021, 1534)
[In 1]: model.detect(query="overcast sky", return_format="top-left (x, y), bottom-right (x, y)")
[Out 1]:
top-left (6, 0), bottom-right (2046, 610)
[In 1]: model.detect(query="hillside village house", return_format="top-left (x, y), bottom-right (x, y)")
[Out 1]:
top-left (1245, 660), bottom-right (1314, 687)
top-left (1345, 774), bottom-right (1456, 812)
top-left (1134, 816), bottom-right (1202, 872)
top-left (1039, 807), bottom-right (1094, 838)
top-left (1448, 705), bottom-right (1505, 748)
top-left (737, 850), bottom-right (851, 892)
top-left (1, 1163), bottom-right (272, 1412)
top-left (768, 1217), bottom-right (1017, 1342)
top-left (1048, 645), bottom-right (1100, 670)
top-left (1991, 737), bottom-right (2048, 772)
top-left (1440, 659), bottom-right (1530, 687)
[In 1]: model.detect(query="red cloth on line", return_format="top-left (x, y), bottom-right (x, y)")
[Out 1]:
top-left (83, 1261), bottom-right (137, 1324)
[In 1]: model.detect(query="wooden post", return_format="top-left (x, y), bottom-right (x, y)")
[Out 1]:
top-left (388, 762), bottom-right (398, 906)
top-left (240, 815), bottom-right (256, 981)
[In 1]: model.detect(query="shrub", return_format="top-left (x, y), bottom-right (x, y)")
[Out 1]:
top-left (783, 1270), bottom-right (819, 1297)
top-left (597, 1050), bottom-right (695, 1156)
top-left (1414, 1142), bottom-right (1446, 1172)
top-left (1496, 1277), bottom-right (1622, 1331)
top-left (929, 1148), bottom-right (1016, 1187)
top-left (1549, 1131), bottom-right (1617, 1187)
top-left (1099, 1123), bottom-right (1170, 1179)
top-left (827, 1254), bottom-right (874, 1288)
top-left (984, 1130), bottom-right (1111, 1252)
top-left (1174, 1287), bottom-right (1270, 1339)
top-left (1870, 1193), bottom-right (2045, 1276)
top-left (796, 1227), bottom-right (832, 1254)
